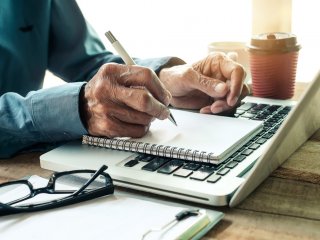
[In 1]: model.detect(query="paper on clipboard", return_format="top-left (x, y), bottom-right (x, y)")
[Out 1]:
top-left (0, 175), bottom-right (223, 240)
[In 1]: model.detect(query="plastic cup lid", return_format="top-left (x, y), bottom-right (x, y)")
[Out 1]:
top-left (247, 32), bottom-right (301, 54)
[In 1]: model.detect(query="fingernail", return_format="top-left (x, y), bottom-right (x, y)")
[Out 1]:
top-left (230, 96), bottom-right (238, 106)
top-left (211, 106), bottom-right (224, 113)
top-left (160, 108), bottom-right (170, 120)
top-left (214, 83), bottom-right (226, 93)
top-left (164, 91), bottom-right (172, 105)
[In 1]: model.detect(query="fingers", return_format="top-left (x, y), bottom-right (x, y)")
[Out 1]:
top-left (190, 54), bottom-right (245, 106)
top-left (108, 104), bottom-right (154, 125)
top-left (219, 56), bottom-right (246, 106)
top-left (188, 70), bottom-right (229, 99)
top-left (81, 63), bottom-right (171, 138)
top-left (100, 63), bottom-right (170, 120)
top-left (105, 63), bottom-right (171, 106)
top-left (83, 94), bottom-right (153, 138)
top-left (88, 115), bottom-right (150, 138)
top-left (199, 83), bottom-right (250, 114)
top-left (116, 87), bottom-right (170, 120)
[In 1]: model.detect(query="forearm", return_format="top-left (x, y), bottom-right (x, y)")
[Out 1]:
top-left (0, 82), bottom-right (87, 158)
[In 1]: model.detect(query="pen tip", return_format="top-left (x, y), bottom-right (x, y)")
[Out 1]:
top-left (169, 114), bottom-right (178, 126)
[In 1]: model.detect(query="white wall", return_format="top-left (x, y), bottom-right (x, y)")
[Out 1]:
top-left (292, 0), bottom-right (320, 82)
top-left (44, 0), bottom-right (320, 88)
top-left (76, 0), bottom-right (252, 63)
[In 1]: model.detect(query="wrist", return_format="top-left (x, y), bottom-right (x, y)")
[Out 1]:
top-left (79, 84), bottom-right (89, 131)
top-left (158, 57), bottom-right (186, 76)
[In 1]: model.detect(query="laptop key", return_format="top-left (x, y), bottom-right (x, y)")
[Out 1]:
top-left (173, 169), bottom-right (193, 178)
top-left (256, 138), bottom-right (267, 144)
top-left (266, 105), bottom-right (282, 112)
top-left (183, 162), bottom-right (201, 171)
top-left (207, 174), bottom-right (221, 183)
top-left (248, 143), bottom-right (260, 150)
top-left (231, 152), bottom-right (240, 158)
top-left (142, 157), bottom-right (170, 172)
top-left (225, 161), bottom-right (238, 169)
top-left (280, 106), bottom-right (292, 113)
top-left (137, 155), bottom-right (155, 162)
top-left (190, 172), bottom-right (212, 181)
top-left (241, 149), bottom-right (253, 156)
top-left (124, 159), bottom-right (139, 167)
top-left (217, 168), bottom-right (230, 176)
top-left (190, 166), bottom-right (215, 181)
top-left (158, 160), bottom-right (184, 174)
top-left (237, 146), bottom-right (246, 153)
top-left (268, 128), bottom-right (277, 134)
top-left (263, 133), bottom-right (273, 139)
top-left (252, 103), bottom-right (268, 111)
top-left (236, 109), bottom-right (245, 115)
top-left (233, 155), bottom-right (246, 162)
top-left (238, 102), bottom-right (256, 111)
top-left (241, 112), bottom-right (256, 119)
top-left (135, 154), bottom-right (147, 161)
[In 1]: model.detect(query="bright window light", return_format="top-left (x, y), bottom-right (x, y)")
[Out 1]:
top-left (44, 0), bottom-right (320, 88)
top-left (76, 0), bottom-right (252, 63)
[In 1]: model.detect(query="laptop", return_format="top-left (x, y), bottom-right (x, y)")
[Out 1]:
top-left (40, 70), bottom-right (320, 207)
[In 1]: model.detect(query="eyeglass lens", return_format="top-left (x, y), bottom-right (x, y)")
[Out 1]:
top-left (54, 173), bottom-right (107, 192)
top-left (0, 183), bottom-right (31, 205)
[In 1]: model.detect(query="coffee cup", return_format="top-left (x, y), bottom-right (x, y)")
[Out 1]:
top-left (247, 32), bottom-right (301, 99)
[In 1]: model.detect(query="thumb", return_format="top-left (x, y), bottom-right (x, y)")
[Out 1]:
top-left (192, 73), bottom-right (229, 98)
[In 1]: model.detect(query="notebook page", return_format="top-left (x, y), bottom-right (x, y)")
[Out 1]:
top-left (137, 109), bottom-right (261, 154)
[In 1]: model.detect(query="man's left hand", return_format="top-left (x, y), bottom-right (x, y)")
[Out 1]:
top-left (159, 52), bottom-right (249, 114)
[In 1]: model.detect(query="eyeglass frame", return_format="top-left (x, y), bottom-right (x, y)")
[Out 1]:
top-left (0, 165), bottom-right (114, 216)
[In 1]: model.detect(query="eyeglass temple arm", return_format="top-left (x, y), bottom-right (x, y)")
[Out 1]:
top-left (72, 165), bottom-right (108, 196)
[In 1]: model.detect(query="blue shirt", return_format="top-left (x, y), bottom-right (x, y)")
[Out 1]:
top-left (0, 0), bottom-right (180, 158)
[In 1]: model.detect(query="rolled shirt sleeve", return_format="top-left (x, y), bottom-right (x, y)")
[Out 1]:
top-left (30, 82), bottom-right (87, 141)
top-left (0, 82), bottom-right (87, 158)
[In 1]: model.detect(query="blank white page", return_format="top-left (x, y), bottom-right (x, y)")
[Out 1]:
top-left (130, 109), bottom-right (263, 160)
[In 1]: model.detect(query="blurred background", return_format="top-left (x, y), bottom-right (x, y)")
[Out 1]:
top-left (44, 0), bottom-right (320, 87)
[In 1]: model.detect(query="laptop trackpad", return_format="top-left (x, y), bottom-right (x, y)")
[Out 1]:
top-left (40, 141), bottom-right (133, 169)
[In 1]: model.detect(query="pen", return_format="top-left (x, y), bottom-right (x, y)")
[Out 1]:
top-left (105, 30), bottom-right (177, 126)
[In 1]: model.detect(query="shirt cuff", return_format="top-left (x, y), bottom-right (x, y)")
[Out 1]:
top-left (29, 82), bottom-right (88, 142)
top-left (135, 56), bottom-right (186, 75)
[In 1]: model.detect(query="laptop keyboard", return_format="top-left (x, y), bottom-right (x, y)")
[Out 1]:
top-left (123, 102), bottom-right (292, 184)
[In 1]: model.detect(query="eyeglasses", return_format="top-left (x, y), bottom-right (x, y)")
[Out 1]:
top-left (0, 165), bottom-right (114, 216)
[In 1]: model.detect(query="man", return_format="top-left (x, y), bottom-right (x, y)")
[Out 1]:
top-left (0, 0), bottom-right (248, 158)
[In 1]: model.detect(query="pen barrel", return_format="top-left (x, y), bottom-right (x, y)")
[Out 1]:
top-left (112, 41), bottom-right (136, 65)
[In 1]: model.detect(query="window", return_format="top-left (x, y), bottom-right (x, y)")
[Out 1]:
top-left (43, 0), bottom-right (320, 88)
top-left (76, 0), bottom-right (251, 62)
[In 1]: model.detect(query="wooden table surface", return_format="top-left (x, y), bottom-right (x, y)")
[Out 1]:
top-left (1, 82), bottom-right (319, 239)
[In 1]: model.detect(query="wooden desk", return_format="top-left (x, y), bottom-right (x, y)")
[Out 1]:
top-left (1, 82), bottom-right (319, 239)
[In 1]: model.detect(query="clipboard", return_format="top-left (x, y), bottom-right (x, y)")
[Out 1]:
top-left (0, 175), bottom-right (223, 240)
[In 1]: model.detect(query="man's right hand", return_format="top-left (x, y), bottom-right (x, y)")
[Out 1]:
top-left (80, 63), bottom-right (171, 138)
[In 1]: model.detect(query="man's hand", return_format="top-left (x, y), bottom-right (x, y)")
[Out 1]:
top-left (80, 63), bottom-right (171, 138)
top-left (159, 52), bottom-right (249, 114)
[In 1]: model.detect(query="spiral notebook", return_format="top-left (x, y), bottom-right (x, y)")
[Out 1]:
top-left (82, 109), bottom-right (263, 164)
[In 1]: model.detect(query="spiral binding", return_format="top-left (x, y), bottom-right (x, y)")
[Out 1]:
top-left (82, 135), bottom-right (216, 163)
